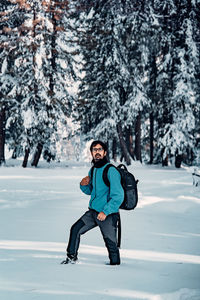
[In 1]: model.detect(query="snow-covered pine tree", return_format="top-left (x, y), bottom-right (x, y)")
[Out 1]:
top-left (73, 0), bottom-right (149, 164)
top-left (155, 0), bottom-right (199, 167)
top-left (119, 1), bottom-right (152, 162)
top-left (190, 0), bottom-right (200, 165)
top-left (4, 0), bottom-right (77, 167)
top-left (139, 0), bottom-right (168, 164)
top-left (30, 0), bottom-right (76, 166)
top-left (72, 2), bottom-right (123, 159)
top-left (140, 0), bottom-right (177, 165)
top-left (8, 0), bottom-right (53, 167)
top-left (0, 0), bottom-right (26, 165)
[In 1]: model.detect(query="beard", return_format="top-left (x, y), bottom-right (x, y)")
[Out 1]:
top-left (94, 154), bottom-right (102, 161)
top-left (92, 155), bottom-right (108, 167)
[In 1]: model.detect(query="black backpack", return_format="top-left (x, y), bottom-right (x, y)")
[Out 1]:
top-left (90, 163), bottom-right (139, 247)
top-left (91, 163), bottom-right (138, 210)
top-left (103, 164), bottom-right (138, 210)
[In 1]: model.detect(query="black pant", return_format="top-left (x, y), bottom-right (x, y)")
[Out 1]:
top-left (67, 209), bottom-right (120, 264)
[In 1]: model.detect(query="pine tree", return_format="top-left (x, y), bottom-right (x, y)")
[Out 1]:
top-left (73, 0), bottom-right (150, 164)
top-left (0, 0), bottom-right (26, 165)
top-left (155, 0), bottom-right (199, 167)
top-left (2, 0), bottom-right (76, 167)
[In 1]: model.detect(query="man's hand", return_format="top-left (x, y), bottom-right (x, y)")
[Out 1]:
top-left (97, 212), bottom-right (107, 221)
top-left (80, 176), bottom-right (90, 186)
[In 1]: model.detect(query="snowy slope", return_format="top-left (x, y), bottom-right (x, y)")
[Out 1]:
top-left (0, 161), bottom-right (200, 300)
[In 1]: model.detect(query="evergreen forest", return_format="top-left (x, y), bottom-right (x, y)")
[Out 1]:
top-left (0, 0), bottom-right (200, 167)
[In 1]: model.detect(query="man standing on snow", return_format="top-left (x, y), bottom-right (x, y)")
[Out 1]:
top-left (61, 140), bottom-right (124, 265)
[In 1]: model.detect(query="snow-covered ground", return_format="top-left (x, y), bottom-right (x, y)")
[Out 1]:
top-left (0, 160), bottom-right (200, 300)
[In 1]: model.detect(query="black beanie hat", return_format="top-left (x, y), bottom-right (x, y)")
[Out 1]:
top-left (90, 140), bottom-right (108, 152)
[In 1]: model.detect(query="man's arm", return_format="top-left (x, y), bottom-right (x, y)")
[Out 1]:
top-left (80, 174), bottom-right (92, 195)
top-left (80, 176), bottom-right (90, 186)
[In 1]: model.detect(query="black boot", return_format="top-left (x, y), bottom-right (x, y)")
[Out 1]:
top-left (61, 254), bottom-right (77, 264)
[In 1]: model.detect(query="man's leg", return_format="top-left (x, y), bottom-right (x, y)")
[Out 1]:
top-left (98, 213), bottom-right (120, 265)
top-left (66, 210), bottom-right (97, 260)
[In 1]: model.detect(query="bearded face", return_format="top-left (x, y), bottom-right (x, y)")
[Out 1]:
top-left (91, 144), bottom-right (107, 162)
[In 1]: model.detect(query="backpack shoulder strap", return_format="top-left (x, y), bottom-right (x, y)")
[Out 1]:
top-left (90, 166), bottom-right (94, 187)
top-left (102, 164), bottom-right (113, 187)
top-left (90, 166), bottom-right (94, 180)
top-left (117, 213), bottom-right (121, 248)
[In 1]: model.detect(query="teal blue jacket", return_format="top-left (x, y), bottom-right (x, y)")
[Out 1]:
top-left (80, 163), bottom-right (124, 216)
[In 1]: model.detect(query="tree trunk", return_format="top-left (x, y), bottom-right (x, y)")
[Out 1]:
top-left (22, 147), bottom-right (30, 168)
top-left (161, 148), bottom-right (168, 166)
top-left (31, 143), bottom-right (43, 167)
top-left (0, 106), bottom-right (6, 165)
top-left (162, 156), bottom-right (168, 166)
top-left (12, 148), bottom-right (17, 159)
top-left (125, 126), bottom-right (135, 160)
top-left (135, 113), bottom-right (142, 162)
top-left (117, 123), bottom-right (131, 165)
top-left (112, 138), bottom-right (117, 162)
top-left (120, 154), bottom-right (124, 162)
top-left (149, 112), bottom-right (154, 164)
top-left (175, 154), bottom-right (182, 168)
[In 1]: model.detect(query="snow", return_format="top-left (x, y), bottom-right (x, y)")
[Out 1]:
top-left (22, 108), bottom-right (36, 129)
top-left (0, 161), bottom-right (200, 300)
top-left (0, 58), bottom-right (7, 75)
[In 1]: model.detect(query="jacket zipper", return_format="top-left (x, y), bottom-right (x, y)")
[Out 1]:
top-left (90, 168), bottom-right (97, 208)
